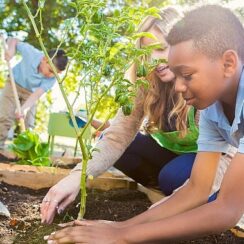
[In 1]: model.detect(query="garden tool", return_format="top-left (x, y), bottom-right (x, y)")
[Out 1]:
top-left (69, 116), bottom-right (87, 128)
top-left (0, 201), bottom-right (10, 218)
top-left (68, 109), bottom-right (87, 128)
top-left (0, 35), bottom-right (25, 132)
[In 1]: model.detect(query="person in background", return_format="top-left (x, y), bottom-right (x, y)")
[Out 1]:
top-left (0, 38), bottom-right (68, 161)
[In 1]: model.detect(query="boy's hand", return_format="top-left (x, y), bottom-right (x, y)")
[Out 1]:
top-left (4, 51), bottom-right (12, 62)
top-left (15, 108), bottom-right (27, 120)
top-left (44, 220), bottom-right (126, 244)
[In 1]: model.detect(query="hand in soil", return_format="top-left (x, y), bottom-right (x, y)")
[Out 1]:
top-left (45, 220), bottom-right (126, 244)
top-left (41, 172), bottom-right (81, 224)
top-left (58, 219), bottom-right (117, 228)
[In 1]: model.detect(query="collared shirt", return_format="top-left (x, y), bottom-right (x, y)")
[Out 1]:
top-left (198, 68), bottom-right (244, 154)
top-left (12, 42), bottom-right (56, 93)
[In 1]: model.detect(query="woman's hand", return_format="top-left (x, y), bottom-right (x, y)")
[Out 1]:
top-left (41, 171), bottom-right (81, 224)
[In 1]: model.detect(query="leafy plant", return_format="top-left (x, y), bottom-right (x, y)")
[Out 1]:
top-left (21, 0), bottom-right (159, 218)
top-left (9, 130), bottom-right (51, 166)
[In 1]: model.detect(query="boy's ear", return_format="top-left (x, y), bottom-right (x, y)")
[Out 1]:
top-left (222, 50), bottom-right (239, 78)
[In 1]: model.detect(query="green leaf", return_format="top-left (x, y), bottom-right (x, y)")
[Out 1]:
top-left (38, 0), bottom-right (46, 9)
top-left (132, 32), bottom-right (157, 40)
top-left (122, 104), bottom-right (133, 116)
top-left (69, 2), bottom-right (77, 8)
top-left (136, 64), bottom-right (147, 77)
top-left (109, 43), bottom-right (126, 60)
top-left (9, 130), bottom-right (50, 166)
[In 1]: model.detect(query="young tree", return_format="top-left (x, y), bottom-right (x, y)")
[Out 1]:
top-left (21, 0), bottom-right (159, 218)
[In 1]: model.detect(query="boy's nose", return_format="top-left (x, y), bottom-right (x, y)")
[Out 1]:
top-left (174, 78), bottom-right (187, 93)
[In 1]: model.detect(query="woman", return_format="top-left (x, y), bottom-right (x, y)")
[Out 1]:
top-left (41, 7), bottom-right (232, 227)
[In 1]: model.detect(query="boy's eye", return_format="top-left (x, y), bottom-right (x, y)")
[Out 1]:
top-left (156, 48), bottom-right (165, 52)
top-left (182, 74), bottom-right (192, 81)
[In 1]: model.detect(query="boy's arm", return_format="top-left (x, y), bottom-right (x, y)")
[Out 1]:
top-left (5, 38), bottom-right (19, 61)
top-left (16, 88), bottom-right (45, 119)
top-left (122, 153), bottom-right (244, 243)
top-left (121, 151), bottom-right (221, 226)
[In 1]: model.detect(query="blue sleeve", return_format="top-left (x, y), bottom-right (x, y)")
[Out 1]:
top-left (197, 111), bottom-right (229, 153)
top-left (238, 110), bottom-right (244, 153)
top-left (238, 137), bottom-right (244, 153)
top-left (39, 78), bottom-right (56, 92)
top-left (16, 42), bottom-right (41, 59)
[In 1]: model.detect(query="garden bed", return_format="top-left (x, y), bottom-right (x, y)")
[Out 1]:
top-left (0, 160), bottom-right (136, 190)
top-left (0, 161), bottom-right (243, 244)
top-left (0, 182), bottom-right (243, 244)
top-left (0, 182), bottom-right (151, 244)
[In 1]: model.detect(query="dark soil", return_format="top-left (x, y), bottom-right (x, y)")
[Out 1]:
top-left (0, 182), bottom-right (244, 244)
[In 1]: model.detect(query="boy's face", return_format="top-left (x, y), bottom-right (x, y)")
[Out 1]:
top-left (168, 40), bottom-right (230, 110)
top-left (38, 57), bottom-right (61, 78)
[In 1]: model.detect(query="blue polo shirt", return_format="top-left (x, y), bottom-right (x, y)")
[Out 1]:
top-left (12, 42), bottom-right (56, 93)
top-left (198, 68), bottom-right (244, 154)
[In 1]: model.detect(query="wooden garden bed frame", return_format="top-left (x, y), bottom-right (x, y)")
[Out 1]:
top-left (0, 158), bottom-right (164, 203)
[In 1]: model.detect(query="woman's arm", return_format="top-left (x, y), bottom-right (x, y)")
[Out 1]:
top-left (71, 97), bottom-right (144, 177)
top-left (41, 96), bottom-right (144, 224)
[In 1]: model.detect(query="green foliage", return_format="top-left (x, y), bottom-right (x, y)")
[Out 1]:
top-left (35, 1), bottom-right (158, 133)
top-left (94, 95), bottom-right (119, 120)
top-left (0, 0), bottom-right (77, 49)
top-left (0, 46), bottom-right (6, 88)
top-left (0, 72), bottom-right (5, 88)
top-left (9, 130), bottom-right (51, 166)
top-left (34, 91), bottom-right (52, 134)
top-left (20, 0), bottom-right (167, 218)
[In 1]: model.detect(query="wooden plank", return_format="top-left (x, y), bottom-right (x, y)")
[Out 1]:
top-left (0, 163), bottom-right (137, 191)
top-left (137, 184), bottom-right (164, 203)
top-left (0, 163), bottom-right (166, 204)
top-left (0, 163), bottom-right (70, 190)
top-left (87, 177), bottom-right (137, 191)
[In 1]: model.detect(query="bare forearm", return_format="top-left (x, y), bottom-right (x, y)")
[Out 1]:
top-left (6, 38), bottom-right (18, 59)
top-left (122, 200), bottom-right (238, 243)
top-left (122, 182), bottom-right (209, 227)
top-left (121, 153), bottom-right (220, 228)
top-left (21, 88), bottom-right (44, 111)
top-left (122, 153), bottom-right (244, 243)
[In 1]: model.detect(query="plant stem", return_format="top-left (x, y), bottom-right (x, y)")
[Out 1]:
top-left (22, 0), bottom-right (90, 218)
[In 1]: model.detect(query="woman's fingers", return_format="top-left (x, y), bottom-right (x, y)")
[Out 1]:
top-left (41, 191), bottom-right (65, 224)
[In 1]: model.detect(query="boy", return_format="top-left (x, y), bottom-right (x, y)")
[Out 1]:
top-left (0, 38), bottom-right (68, 160)
top-left (45, 5), bottom-right (244, 243)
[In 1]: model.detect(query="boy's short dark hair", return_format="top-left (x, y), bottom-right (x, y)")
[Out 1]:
top-left (48, 49), bottom-right (68, 71)
top-left (167, 5), bottom-right (244, 61)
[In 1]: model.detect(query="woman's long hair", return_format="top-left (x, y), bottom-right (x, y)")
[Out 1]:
top-left (128, 7), bottom-right (190, 136)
